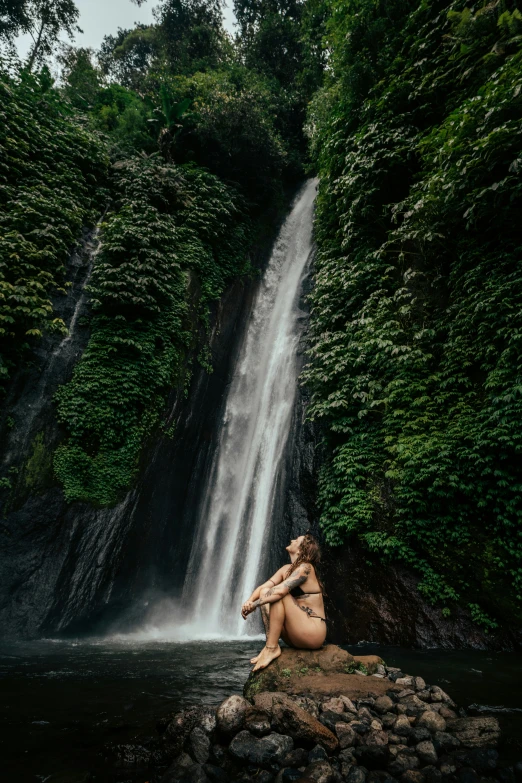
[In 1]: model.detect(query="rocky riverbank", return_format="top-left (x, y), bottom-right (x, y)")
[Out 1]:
top-left (103, 646), bottom-right (521, 783)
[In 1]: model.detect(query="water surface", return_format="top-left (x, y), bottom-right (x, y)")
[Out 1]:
top-left (1, 638), bottom-right (521, 782)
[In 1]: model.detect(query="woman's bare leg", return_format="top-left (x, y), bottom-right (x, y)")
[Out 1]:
top-left (250, 603), bottom-right (271, 663)
top-left (252, 598), bottom-right (284, 671)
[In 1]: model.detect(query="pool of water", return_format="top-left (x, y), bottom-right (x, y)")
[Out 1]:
top-left (1, 637), bottom-right (521, 782)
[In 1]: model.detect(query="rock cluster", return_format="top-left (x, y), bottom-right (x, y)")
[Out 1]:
top-left (103, 658), bottom-right (520, 783)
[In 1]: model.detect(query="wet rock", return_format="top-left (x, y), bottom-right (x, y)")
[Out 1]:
top-left (417, 712), bottom-right (446, 734)
top-left (366, 730), bottom-right (389, 747)
top-left (341, 697), bottom-right (358, 714)
top-left (430, 687), bottom-right (455, 707)
top-left (375, 696), bottom-right (395, 714)
top-left (283, 747), bottom-right (309, 767)
top-left (346, 767), bottom-right (367, 783)
top-left (160, 753), bottom-right (203, 783)
top-left (304, 760), bottom-right (337, 783)
top-left (400, 772), bottom-right (424, 783)
top-left (354, 744), bottom-right (391, 770)
top-left (413, 678), bottom-right (426, 692)
top-left (189, 726), bottom-right (211, 764)
top-left (216, 696), bottom-right (250, 737)
top-left (388, 753), bottom-right (420, 776)
top-left (416, 741), bottom-right (437, 765)
top-left (432, 731), bottom-right (461, 753)
top-left (254, 692), bottom-right (338, 752)
top-left (396, 678), bottom-right (414, 688)
top-left (321, 710), bottom-right (353, 733)
top-left (410, 727), bottom-right (431, 744)
top-left (358, 707), bottom-right (374, 723)
top-left (446, 718), bottom-right (500, 749)
top-left (202, 764), bottom-right (229, 783)
top-left (245, 708), bottom-right (272, 737)
top-left (417, 692), bottom-right (431, 703)
top-left (308, 744), bottom-right (329, 763)
top-left (322, 698), bottom-right (346, 714)
top-left (394, 715), bottom-right (413, 737)
top-left (228, 730), bottom-right (293, 767)
top-left (422, 766), bottom-right (442, 783)
top-left (383, 713), bottom-right (398, 730)
top-left (457, 768), bottom-right (479, 783)
top-left (371, 719), bottom-right (384, 731)
top-left (335, 722), bottom-right (356, 749)
top-left (453, 749), bottom-right (498, 774)
top-left (439, 706), bottom-right (458, 721)
top-left (293, 696), bottom-right (320, 718)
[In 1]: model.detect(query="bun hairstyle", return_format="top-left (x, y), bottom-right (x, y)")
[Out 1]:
top-left (285, 532), bottom-right (326, 595)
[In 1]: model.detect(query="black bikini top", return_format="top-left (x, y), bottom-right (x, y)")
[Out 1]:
top-left (290, 585), bottom-right (323, 597)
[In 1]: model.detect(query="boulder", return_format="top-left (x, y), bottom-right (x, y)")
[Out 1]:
top-left (216, 695), bottom-right (250, 737)
top-left (254, 692), bottom-right (338, 752)
top-left (228, 730), bottom-right (293, 767)
top-left (446, 717), bottom-right (500, 748)
top-left (243, 645), bottom-right (390, 701)
top-left (303, 760), bottom-right (337, 783)
top-left (417, 711), bottom-right (446, 734)
top-left (335, 722), bottom-right (356, 749)
top-left (375, 696), bottom-right (395, 714)
top-left (188, 726), bottom-right (211, 764)
top-left (416, 740), bottom-right (437, 765)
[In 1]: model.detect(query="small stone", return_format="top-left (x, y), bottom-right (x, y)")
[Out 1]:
top-left (439, 706), bottom-right (458, 720)
top-left (413, 678), bottom-right (426, 691)
top-left (350, 721), bottom-right (370, 735)
top-left (427, 704), bottom-right (442, 714)
top-left (372, 674), bottom-right (385, 679)
top-left (189, 726), bottom-right (211, 764)
top-left (322, 698), bottom-right (345, 714)
top-left (340, 696), bottom-right (358, 714)
top-left (354, 669), bottom-right (368, 676)
top-left (416, 741), bottom-right (437, 765)
top-left (216, 695), bottom-right (250, 737)
top-left (202, 764), bottom-right (229, 783)
top-left (430, 687), bottom-right (455, 707)
top-left (387, 668), bottom-right (402, 674)
top-left (400, 772), bottom-right (424, 783)
top-left (280, 769), bottom-right (304, 783)
top-left (422, 766), bottom-right (442, 783)
top-left (417, 711), bottom-right (446, 734)
top-left (370, 719), bottom-right (383, 731)
top-left (388, 754), bottom-right (420, 776)
top-left (432, 731), bottom-right (461, 753)
top-left (439, 763), bottom-right (456, 777)
top-left (398, 690), bottom-right (416, 699)
top-left (417, 691), bottom-right (431, 703)
top-left (283, 748), bottom-right (308, 768)
top-left (303, 760), bottom-right (336, 783)
top-left (358, 707), bottom-right (373, 723)
top-left (366, 730), bottom-right (389, 747)
top-left (293, 696), bottom-right (320, 718)
top-left (388, 734), bottom-right (402, 745)
top-left (309, 744), bottom-right (329, 763)
top-left (228, 731), bottom-right (293, 767)
top-left (410, 727), bottom-right (431, 744)
top-left (375, 696), bottom-right (394, 714)
top-left (335, 723), bottom-right (356, 749)
top-left (376, 665), bottom-right (387, 676)
top-left (346, 767), bottom-right (367, 783)
top-left (394, 715), bottom-right (412, 737)
top-left (383, 713), bottom-right (398, 729)
top-left (396, 678), bottom-right (414, 687)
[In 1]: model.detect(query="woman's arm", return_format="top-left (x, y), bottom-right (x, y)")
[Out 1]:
top-left (245, 565), bottom-right (287, 602)
top-left (244, 564), bottom-right (311, 616)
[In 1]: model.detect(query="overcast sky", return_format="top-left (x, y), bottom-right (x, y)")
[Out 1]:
top-left (17, 0), bottom-right (236, 60)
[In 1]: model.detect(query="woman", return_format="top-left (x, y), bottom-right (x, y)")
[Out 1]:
top-left (241, 532), bottom-right (327, 672)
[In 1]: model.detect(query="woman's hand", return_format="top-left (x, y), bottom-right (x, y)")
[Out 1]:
top-left (241, 600), bottom-right (256, 619)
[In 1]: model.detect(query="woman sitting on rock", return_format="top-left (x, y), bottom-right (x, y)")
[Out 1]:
top-left (241, 532), bottom-right (327, 672)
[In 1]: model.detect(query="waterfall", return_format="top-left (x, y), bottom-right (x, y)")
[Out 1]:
top-left (178, 179), bottom-right (317, 639)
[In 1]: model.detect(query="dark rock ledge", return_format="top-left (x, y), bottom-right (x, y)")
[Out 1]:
top-left (101, 645), bottom-right (521, 783)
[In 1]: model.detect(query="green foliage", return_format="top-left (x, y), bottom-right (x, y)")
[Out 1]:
top-left (304, 0), bottom-right (522, 627)
top-left (0, 66), bottom-right (109, 386)
top-left (54, 155), bottom-right (252, 506)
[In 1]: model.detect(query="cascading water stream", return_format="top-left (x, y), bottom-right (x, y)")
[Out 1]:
top-left (178, 179), bottom-right (317, 639)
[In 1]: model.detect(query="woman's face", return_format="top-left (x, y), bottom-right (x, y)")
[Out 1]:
top-left (286, 535), bottom-right (304, 555)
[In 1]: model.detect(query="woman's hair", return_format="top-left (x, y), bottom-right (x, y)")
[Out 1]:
top-left (285, 532), bottom-right (326, 594)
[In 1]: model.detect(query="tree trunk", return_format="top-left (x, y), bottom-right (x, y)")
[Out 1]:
top-left (26, 19), bottom-right (46, 72)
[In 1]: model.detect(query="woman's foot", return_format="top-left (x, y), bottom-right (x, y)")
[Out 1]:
top-left (251, 644), bottom-right (281, 672)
